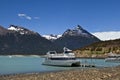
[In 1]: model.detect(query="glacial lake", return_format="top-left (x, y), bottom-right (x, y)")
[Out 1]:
top-left (0, 55), bottom-right (120, 75)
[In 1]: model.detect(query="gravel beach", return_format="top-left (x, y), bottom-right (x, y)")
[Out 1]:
top-left (0, 66), bottom-right (120, 80)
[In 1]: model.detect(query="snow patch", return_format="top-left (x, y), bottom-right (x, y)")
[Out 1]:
top-left (8, 26), bottom-right (24, 31)
top-left (42, 34), bottom-right (62, 40)
top-left (20, 32), bottom-right (25, 35)
top-left (8, 26), bottom-right (18, 31)
top-left (92, 31), bottom-right (120, 41)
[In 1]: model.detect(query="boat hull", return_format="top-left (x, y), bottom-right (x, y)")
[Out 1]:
top-left (42, 59), bottom-right (80, 67)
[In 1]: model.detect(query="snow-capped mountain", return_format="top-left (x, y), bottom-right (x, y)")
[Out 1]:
top-left (42, 34), bottom-right (62, 40)
top-left (8, 25), bottom-right (37, 35)
top-left (43, 25), bottom-right (94, 40)
top-left (54, 25), bottom-right (100, 50)
top-left (0, 25), bottom-right (58, 55)
top-left (62, 25), bottom-right (92, 37)
top-left (8, 25), bottom-right (24, 31)
top-left (0, 24), bottom-right (101, 55)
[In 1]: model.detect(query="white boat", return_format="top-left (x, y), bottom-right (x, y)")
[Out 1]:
top-left (105, 52), bottom-right (120, 62)
top-left (42, 47), bottom-right (80, 67)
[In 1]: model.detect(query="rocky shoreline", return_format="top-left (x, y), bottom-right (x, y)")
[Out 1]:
top-left (0, 66), bottom-right (120, 80)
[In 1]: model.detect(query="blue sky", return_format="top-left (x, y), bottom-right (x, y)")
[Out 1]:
top-left (0, 0), bottom-right (120, 35)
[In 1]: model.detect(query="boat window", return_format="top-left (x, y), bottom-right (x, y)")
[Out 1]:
top-left (49, 51), bottom-right (56, 54)
top-left (64, 51), bottom-right (72, 54)
top-left (49, 58), bottom-right (76, 60)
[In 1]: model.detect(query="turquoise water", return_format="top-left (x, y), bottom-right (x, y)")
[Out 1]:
top-left (0, 56), bottom-right (120, 75)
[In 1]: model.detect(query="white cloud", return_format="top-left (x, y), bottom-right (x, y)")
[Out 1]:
top-left (18, 14), bottom-right (26, 17)
top-left (92, 31), bottom-right (120, 41)
top-left (26, 16), bottom-right (32, 20)
top-left (18, 13), bottom-right (32, 20)
top-left (34, 17), bottom-right (40, 19)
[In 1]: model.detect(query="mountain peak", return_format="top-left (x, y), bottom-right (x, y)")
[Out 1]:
top-left (8, 25), bottom-right (28, 31)
top-left (54, 25), bottom-right (100, 50)
top-left (8, 25), bottom-right (38, 35)
top-left (74, 25), bottom-right (83, 30)
top-left (62, 25), bottom-right (90, 37)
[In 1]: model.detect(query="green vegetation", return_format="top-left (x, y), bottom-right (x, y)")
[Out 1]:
top-left (74, 39), bottom-right (120, 57)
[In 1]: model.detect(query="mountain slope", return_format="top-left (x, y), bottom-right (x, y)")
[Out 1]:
top-left (0, 25), bottom-right (9, 35)
top-left (54, 25), bottom-right (100, 50)
top-left (0, 24), bottom-right (101, 55)
top-left (74, 39), bottom-right (120, 57)
top-left (0, 25), bottom-right (57, 55)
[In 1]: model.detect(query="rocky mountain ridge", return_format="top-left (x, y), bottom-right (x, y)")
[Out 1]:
top-left (42, 34), bottom-right (62, 41)
top-left (62, 25), bottom-right (91, 37)
top-left (0, 24), bottom-right (100, 55)
top-left (53, 25), bottom-right (100, 50)
top-left (0, 25), bottom-right (57, 55)
top-left (43, 25), bottom-right (96, 40)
